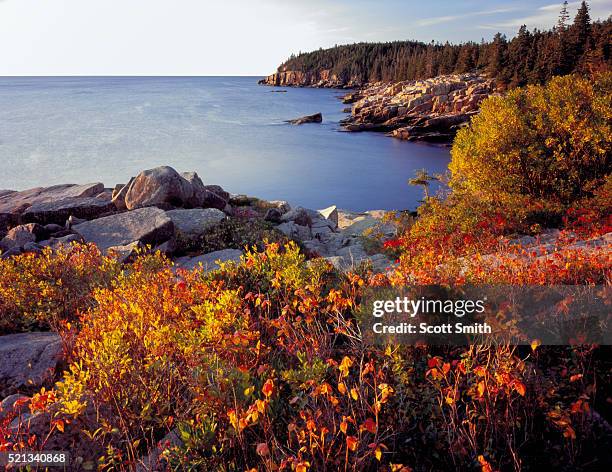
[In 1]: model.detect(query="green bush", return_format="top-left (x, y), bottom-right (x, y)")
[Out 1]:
top-left (450, 73), bottom-right (611, 204)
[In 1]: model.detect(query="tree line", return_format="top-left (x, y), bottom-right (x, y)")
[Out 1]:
top-left (278, 2), bottom-right (611, 87)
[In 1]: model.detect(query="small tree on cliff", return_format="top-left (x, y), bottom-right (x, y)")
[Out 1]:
top-left (409, 169), bottom-right (439, 199)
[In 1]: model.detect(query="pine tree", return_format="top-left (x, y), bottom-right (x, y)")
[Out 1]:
top-left (558, 1), bottom-right (570, 31)
top-left (508, 25), bottom-right (532, 86)
top-left (570, 1), bottom-right (592, 69)
top-left (456, 45), bottom-right (476, 73)
top-left (488, 33), bottom-right (509, 83)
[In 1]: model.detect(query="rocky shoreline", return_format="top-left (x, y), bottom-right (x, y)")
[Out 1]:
top-left (2, 166), bottom-right (609, 467)
top-left (258, 68), bottom-right (361, 88)
top-left (0, 166), bottom-right (397, 272)
top-left (0, 165), bottom-right (398, 467)
top-left (260, 71), bottom-right (496, 143)
top-left (341, 73), bottom-right (496, 142)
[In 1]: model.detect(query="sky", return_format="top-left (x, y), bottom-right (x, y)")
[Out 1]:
top-left (0, 0), bottom-right (610, 75)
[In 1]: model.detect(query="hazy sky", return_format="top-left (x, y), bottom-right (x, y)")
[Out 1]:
top-left (0, 0), bottom-right (610, 75)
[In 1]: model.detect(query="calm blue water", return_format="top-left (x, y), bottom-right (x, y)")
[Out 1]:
top-left (0, 76), bottom-right (450, 211)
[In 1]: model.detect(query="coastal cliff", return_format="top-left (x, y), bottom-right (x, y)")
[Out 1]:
top-left (341, 73), bottom-right (496, 142)
top-left (258, 69), bottom-right (361, 88)
top-left (260, 70), bottom-right (496, 142)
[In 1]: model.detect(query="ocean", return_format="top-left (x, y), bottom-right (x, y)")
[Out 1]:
top-left (0, 76), bottom-right (450, 211)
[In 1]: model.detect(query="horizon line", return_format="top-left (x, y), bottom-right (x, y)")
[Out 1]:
top-left (0, 74), bottom-right (270, 78)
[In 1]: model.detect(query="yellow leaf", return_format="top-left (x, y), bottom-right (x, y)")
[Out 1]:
top-left (339, 356), bottom-right (353, 378)
top-left (477, 381), bottom-right (486, 397)
top-left (375, 446), bottom-right (382, 461)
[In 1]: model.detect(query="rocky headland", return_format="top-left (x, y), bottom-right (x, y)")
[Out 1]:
top-left (260, 70), bottom-right (497, 143)
top-left (341, 73), bottom-right (496, 142)
top-left (258, 68), bottom-right (361, 88)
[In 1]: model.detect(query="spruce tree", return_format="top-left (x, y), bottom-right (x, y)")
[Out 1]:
top-left (570, 1), bottom-right (592, 68)
top-left (488, 33), bottom-right (509, 83)
top-left (558, 1), bottom-right (570, 31)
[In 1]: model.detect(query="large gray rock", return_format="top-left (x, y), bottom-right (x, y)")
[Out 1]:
top-left (166, 208), bottom-right (226, 242)
top-left (174, 249), bottom-right (243, 272)
top-left (21, 197), bottom-right (115, 225)
top-left (43, 223), bottom-right (65, 235)
top-left (182, 172), bottom-right (229, 210)
top-left (0, 223), bottom-right (44, 251)
top-left (338, 209), bottom-right (396, 237)
top-left (264, 208), bottom-right (283, 223)
top-left (22, 241), bottom-right (44, 254)
top-left (280, 207), bottom-right (312, 227)
top-left (311, 219), bottom-right (335, 239)
top-left (0, 190), bottom-right (17, 199)
top-left (117, 167), bottom-right (230, 211)
top-left (0, 332), bottom-right (62, 397)
top-left (277, 221), bottom-right (312, 241)
top-left (202, 185), bottom-right (229, 202)
top-left (124, 166), bottom-right (195, 210)
top-left (179, 172), bottom-right (207, 208)
top-left (200, 185), bottom-right (230, 210)
top-left (0, 183), bottom-right (104, 231)
top-left (0, 183), bottom-right (104, 218)
top-left (73, 207), bottom-right (174, 252)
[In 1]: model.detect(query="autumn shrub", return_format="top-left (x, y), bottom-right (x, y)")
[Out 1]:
top-left (179, 217), bottom-right (289, 255)
top-left (0, 240), bottom-right (607, 471)
top-left (564, 173), bottom-right (612, 237)
top-left (32, 243), bottom-right (402, 471)
top-left (450, 72), bottom-right (611, 204)
top-left (390, 74), bottom-right (611, 285)
top-left (375, 74), bottom-right (612, 471)
top-left (0, 243), bottom-right (120, 334)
